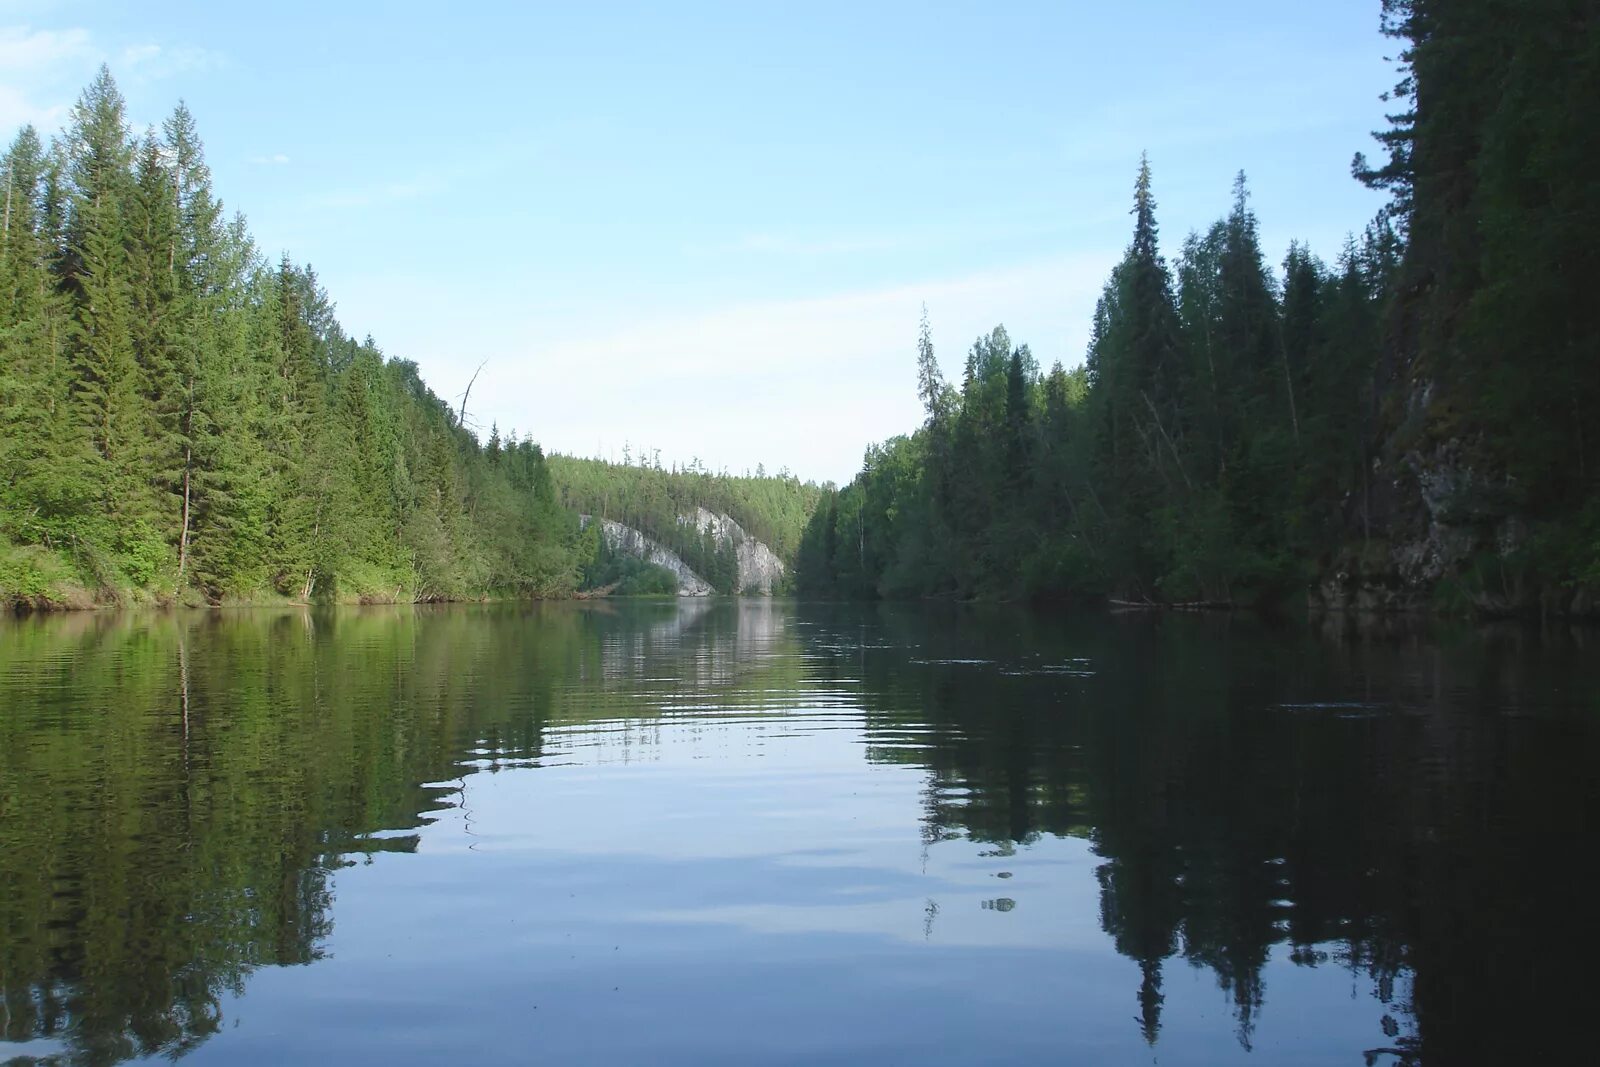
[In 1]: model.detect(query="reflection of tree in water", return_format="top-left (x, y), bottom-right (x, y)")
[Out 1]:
top-left (0, 608), bottom-right (557, 1064)
top-left (4, 603), bottom-right (1593, 1064)
top-left (808, 603), bottom-right (1600, 1064)
top-left (0, 601), bottom-right (799, 1065)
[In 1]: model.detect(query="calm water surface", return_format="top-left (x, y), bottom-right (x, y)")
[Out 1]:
top-left (1, 601), bottom-right (1596, 1065)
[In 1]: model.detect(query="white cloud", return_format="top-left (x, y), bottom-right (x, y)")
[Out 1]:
top-left (0, 24), bottom-right (90, 71)
top-left (0, 25), bottom-right (225, 137)
top-left (119, 42), bottom-right (160, 66)
top-left (119, 42), bottom-right (225, 80)
top-left (0, 24), bottom-right (90, 130)
top-left (250, 152), bottom-right (291, 165)
top-left (0, 81), bottom-right (65, 131)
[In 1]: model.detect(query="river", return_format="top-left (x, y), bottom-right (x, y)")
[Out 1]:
top-left (1, 601), bottom-right (1594, 1065)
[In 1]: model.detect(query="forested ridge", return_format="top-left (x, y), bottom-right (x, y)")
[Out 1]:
top-left (550, 454), bottom-right (823, 594)
top-left (799, 0), bottom-right (1599, 615)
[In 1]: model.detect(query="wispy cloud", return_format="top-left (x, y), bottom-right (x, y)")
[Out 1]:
top-left (120, 42), bottom-right (160, 66)
top-left (685, 218), bottom-right (1111, 261)
top-left (250, 152), bottom-right (291, 166)
top-left (0, 25), bottom-right (91, 72)
top-left (0, 82), bottom-right (65, 131)
top-left (0, 24), bottom-right (91, 129)
top-left (307, 160), bottom-right (499, 211)
top-left (1, 24), bottom-right (227, 135)
top-left (453, 252), bottom-right (1117, 483)
top-left (713, 231), bottom-right (909, 257)
top-left (118, 41), bottom-right (225, 80)
top-left (312, 176), bottom-right (447, 210)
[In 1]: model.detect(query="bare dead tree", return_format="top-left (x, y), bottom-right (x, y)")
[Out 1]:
top-left (457, 360), bottom-right (488, 429)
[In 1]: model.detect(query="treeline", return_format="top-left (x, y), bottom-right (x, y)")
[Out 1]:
top-left (550, 454), bottom-right (823, 593)
top-left (797, 173), bottom-right (1395, 604)
top-left (581, 545), bottom-right (681, 596)
top-left (800, 1), bottom-right (1598, 612)
top-left (0, 69), bottom-right (584, 606)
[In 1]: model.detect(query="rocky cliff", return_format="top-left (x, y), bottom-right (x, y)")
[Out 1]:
top-left (1315, 382), bottom-right (1597, 619)
top-left (677, 507), bottom-right (787, 595)
top-left (581, 508), bottom-right (789, 597)
top-left (582, 517), bottom-right (714, 596)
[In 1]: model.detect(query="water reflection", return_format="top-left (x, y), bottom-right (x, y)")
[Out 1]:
top-left (0, 602), bottom-right (1595, 1065)
top-left (811, 605), bottom-right (1599, 1064)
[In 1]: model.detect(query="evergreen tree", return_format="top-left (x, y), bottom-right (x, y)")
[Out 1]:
top-left (1, 70), bottom-right (590, 607)
top-left (1085, 155), bottom-right (1186, 596)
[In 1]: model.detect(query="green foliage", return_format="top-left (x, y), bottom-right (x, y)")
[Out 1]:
top-left (801, 2), bottom-right (1596, 613)
top-left (1, 70), bottom-right (584, 607)
top-left (584, 541), bottom-right (679, 596)
top-left (0, 537), bottom-right (75, 603)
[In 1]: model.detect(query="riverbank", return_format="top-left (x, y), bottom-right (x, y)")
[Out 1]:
top-left (0, 538), bottom-right (565, 613)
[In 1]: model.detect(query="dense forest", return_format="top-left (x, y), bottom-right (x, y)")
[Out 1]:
top-left (0, 70), bottom-right (829, 609)
top-left (8, 0), bottom-right (1593, 615)
top-left (0, 68), bottom-right (588, 607)
top-left (799, 0), bottom-right (1599, 615)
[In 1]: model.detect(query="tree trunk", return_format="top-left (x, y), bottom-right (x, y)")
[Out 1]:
top-left (301, 512), bottom-right (321, 601)
top-left (178, 631), bottom-right (190, 742)
top-left (1277, 321), bottom-right (1301, 446)
top-left (175, 445), bottom-right (192, 595)
top-left (458, 359), bottom-right (487, 428)
top-left (171, 160), bottom-right (182, 274)
top-left (1574, 393), bottom-right (1587, 487)
top-left (1142, 391), bottom-right (1194, 492)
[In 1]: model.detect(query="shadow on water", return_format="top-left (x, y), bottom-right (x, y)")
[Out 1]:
top-left (0, 601), bottom-right (1595, 1065)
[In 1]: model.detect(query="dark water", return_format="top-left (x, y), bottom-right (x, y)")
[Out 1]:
top-left (1, 602), bottom-right (1596, 1066)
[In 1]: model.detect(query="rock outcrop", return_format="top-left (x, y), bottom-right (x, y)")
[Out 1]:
top-left (580, 508), bottom-right (789, 597)
top-left (678, 507), bottom-right (787, 594)
top-left (1312, 384), bottom-right (1596, 618)
top-left (581, 516), bottom-right (713, 596)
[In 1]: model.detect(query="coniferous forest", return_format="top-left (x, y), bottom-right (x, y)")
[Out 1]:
top-left (5, 2), bottom-right (1596, 616)
top-left (0, 69), bottom-right (821, 609)
top-left (799, 0), bottom-right (1599, 615)
top-left (0, 68), bottom-right (586, 606)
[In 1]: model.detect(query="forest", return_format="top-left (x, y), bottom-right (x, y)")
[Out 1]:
top-left (0, 68), bottom-right (585, 606)
top-left (0, 68), bottom-right (815, 608)
top-left (798, 0), bottom-right (1599, 615)
top-left (6, 0), bottom-right (1594, 615)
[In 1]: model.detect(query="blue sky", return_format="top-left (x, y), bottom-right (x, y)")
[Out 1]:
top-left (2, 1), bottom-right (1393, 484)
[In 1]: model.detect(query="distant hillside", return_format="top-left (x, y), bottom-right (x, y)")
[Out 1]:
top-left (548, 456), bottom-right (824, 593)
